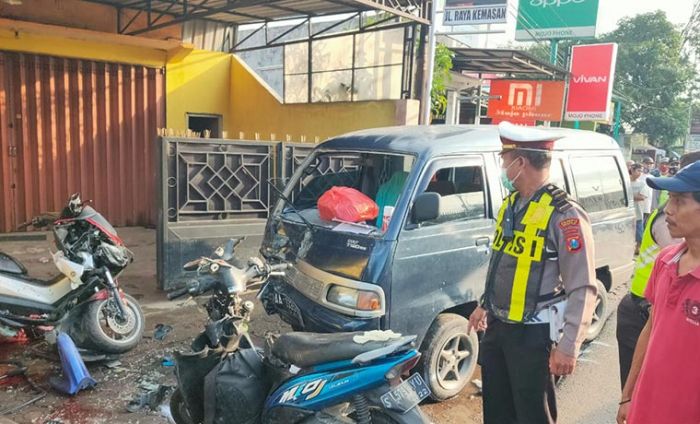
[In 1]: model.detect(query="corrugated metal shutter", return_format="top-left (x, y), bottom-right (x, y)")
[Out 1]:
top-left (0, 52), bottom-right (164, 232)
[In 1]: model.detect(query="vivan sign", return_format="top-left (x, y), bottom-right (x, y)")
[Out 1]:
top-left (515, 0), bottom-right (599, 40)
top-left (565, 43), bottom-right (618, 122)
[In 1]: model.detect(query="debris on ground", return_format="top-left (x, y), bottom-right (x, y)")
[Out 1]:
top-left (469, 379), bottom-right (483, 399)
top-left (127, 384), bottom-right (172, 412)
top-left (49, 333), bottom-right (97, 396)
top-left (161, 356), bottom-right (174, 367)
top-left (153, 324), bottom-right (173, 341)
top-left (0, 362), bottom-right (47, 415)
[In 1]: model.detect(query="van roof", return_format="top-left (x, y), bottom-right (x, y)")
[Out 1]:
top-left (320, 125), bottom-right (620, 157)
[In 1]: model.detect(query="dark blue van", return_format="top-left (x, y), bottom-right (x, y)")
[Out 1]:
top-left (260, 125), bottom-right (635, 400)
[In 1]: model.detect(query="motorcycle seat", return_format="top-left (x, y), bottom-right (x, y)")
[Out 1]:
top-left (271, 330), bottom-right (409, 369)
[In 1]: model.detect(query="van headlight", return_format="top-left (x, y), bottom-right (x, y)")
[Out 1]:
top-left (327, 285), bottom-right (382, 311)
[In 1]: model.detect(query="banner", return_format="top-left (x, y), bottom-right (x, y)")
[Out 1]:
top-left (443, 0), bottom-right (508, 26)
top-left (515, 0), bottom-right (599, 41)
top-left (487, 80), bottom-right (566, 122)
top-left (565, 43), bottom-right (618, 122)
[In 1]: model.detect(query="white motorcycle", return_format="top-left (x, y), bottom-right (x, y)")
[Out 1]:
top-left (0, 193), bottom-right (144, 353)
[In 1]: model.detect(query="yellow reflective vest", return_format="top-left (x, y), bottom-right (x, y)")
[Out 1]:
top-left (484, 188), bottom-right (557, 322)
top-left (631, 208), bottom-right (661, 298)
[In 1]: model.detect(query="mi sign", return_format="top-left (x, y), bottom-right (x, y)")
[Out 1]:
top-left (515, 0), bottom-right (599, 41)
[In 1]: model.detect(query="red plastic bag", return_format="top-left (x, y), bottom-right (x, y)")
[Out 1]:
top-left (318, 186), bottom-right (379, 223)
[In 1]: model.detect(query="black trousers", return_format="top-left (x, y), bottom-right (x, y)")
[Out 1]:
top-left (616, 293), bottom-right (649, 389)
top-left (479, 319), bottom-right (556, 424)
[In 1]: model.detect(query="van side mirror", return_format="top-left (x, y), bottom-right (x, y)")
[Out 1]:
top-left (413, 192), bottom-right (440, 223)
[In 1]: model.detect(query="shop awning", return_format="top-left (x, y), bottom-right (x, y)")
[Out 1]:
top-left (85, 0), bottom-right (430, 35)
top-left (449, 48), bottom-right (568, 79)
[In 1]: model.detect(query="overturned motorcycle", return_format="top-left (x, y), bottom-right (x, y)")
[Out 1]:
top-left (167, 239), bottom-right (431, 424)
top-left (0, 193), bottom-right (145, 353)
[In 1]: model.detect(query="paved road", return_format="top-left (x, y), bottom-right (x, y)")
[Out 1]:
top-left (424, 286), bottom-right (627, 424)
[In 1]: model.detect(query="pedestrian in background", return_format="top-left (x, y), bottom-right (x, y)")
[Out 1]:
top-left (641, 157), bottom-right (659, 177)
top-left (617, 160), bottom-right (700, 424)
top-left (630, 163), bottom-right (652, 254)
top-left (468, 122), bottom-right (597, 424)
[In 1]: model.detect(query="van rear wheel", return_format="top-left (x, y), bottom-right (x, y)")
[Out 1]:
top-left (419, 313), bottom-right (478, 401)
top-left (584, 280), bottom-right (609, 342)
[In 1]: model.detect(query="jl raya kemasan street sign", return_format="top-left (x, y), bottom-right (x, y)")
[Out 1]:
top-left (565, 43), bottom-right (618, 122)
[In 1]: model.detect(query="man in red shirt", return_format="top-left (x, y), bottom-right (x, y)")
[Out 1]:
top-left (617, 160), bottom-right (700, 424)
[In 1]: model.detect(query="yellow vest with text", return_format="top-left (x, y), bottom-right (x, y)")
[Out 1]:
top-left (631, 208), bottom-right (661, 297)
top-left (484, 188), bottom-right (557, 323)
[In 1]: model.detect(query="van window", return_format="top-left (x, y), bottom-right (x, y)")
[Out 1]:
top-left (550, 158), bottom-right (569, 193)
top-left (570, 156), bottom-right (627, 212)
top-left (414, 159), bottom-right (487, 225)
top-left (286, 151), bottom-right (415, 229)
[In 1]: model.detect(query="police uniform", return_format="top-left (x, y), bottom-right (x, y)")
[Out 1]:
top-left (479, 122), bottom-right (598, 424)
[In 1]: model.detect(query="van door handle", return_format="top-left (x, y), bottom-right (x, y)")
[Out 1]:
top-left (475, 237), bottom-right (491, 254)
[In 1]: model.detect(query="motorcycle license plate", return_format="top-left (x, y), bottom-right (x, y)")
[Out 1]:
top-left (380, 373), bottom-right (431, 413)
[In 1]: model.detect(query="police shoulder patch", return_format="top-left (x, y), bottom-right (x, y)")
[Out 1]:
top-left (558, 217), bottom-right (583, 252)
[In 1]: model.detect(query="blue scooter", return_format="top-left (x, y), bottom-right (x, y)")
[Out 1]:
top-left (167, 240), bottom-right (430, 424)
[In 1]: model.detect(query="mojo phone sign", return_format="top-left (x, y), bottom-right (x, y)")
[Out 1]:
top-left (565, 43), bottom-right (618, 121)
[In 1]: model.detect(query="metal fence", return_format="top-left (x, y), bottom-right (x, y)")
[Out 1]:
top-left (156, 137), bottom-right (316, 289)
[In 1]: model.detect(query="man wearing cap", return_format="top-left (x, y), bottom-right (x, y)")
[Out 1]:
top-left (617, 161), bottom-right (700, 424)
top-left (468, 122), bottom-right (597, 424)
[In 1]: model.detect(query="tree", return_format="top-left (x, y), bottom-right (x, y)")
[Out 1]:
top-left (431, 43), bottom-right (454, 117)
top-left (601, 11), bottom-right (696, 149)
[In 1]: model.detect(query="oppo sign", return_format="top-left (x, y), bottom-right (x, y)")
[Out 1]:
top-left (529, 0), bottom-right (585, 7)
top-left (516, 0), bottom-right (599, 40)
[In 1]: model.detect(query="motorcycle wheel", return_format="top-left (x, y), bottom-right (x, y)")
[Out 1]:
top-left (170, 388), bottom-right (197, 424)
top-left (84, 293), bottom-right (145, 354)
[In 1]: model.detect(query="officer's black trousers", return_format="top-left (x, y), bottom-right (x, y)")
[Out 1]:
top-left (616, 293), bottom-right (649, 389)
top-left (479, 319), bottom-right (556, 424)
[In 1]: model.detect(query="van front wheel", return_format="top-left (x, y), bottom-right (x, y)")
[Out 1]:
top-left (419, 313), bottom-right (478, 401)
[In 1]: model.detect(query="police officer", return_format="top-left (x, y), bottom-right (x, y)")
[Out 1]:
top-left (468, 122), bottom-right (598, 424)
top-left (615, 151), bottom-right (700, 388)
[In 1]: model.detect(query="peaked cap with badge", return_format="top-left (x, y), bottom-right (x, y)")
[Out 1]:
top-left (498, 121), bottom-right (566, 152)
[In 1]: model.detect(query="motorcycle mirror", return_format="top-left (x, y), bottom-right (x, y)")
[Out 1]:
top-left (183, 259), bottom-right (200, 271)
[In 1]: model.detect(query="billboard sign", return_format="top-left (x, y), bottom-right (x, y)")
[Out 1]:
top-left (515, 0), bottom-right (599, 41)
top-left (487, 80), bottom-right (566, 122)
top-left (565, 43), bottom-right (618, 122)
top-left (443, 0), bottom-right (508, 26)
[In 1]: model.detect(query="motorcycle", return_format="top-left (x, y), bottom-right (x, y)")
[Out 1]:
top-left (167, 239), bottom-right (431, 424)
top-left (0, 193), bottom-right (145, 353)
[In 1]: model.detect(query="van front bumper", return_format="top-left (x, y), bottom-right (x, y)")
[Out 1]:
top-left (261, 278), bottom-right (381, 333)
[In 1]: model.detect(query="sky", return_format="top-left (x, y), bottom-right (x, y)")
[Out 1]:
top-left (438, 0), bottom-right (698, 48)
top-left (597, 0), bottom-right (695, 33)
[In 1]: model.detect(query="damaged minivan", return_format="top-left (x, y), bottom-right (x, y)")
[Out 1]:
top-left (260, 125), bottom-right (635, 400)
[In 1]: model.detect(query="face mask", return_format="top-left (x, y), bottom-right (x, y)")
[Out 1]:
top-left (500, 158), bottom-right (521, 192)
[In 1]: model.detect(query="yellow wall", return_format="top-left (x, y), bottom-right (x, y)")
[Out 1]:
top-left (165, 50), bottom-right (232, 133)
top-left (229, 55), bottom-right (413, 141)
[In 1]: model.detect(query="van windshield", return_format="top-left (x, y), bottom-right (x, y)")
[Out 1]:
top-left (281, 150), bottom-right (415, 233)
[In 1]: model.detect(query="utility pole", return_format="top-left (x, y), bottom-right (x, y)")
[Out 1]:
top-left (421, 0), bottom-right (438, 125)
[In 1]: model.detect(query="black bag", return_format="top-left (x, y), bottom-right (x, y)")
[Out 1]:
top-left (203, 348), bottom-right (271, 424)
